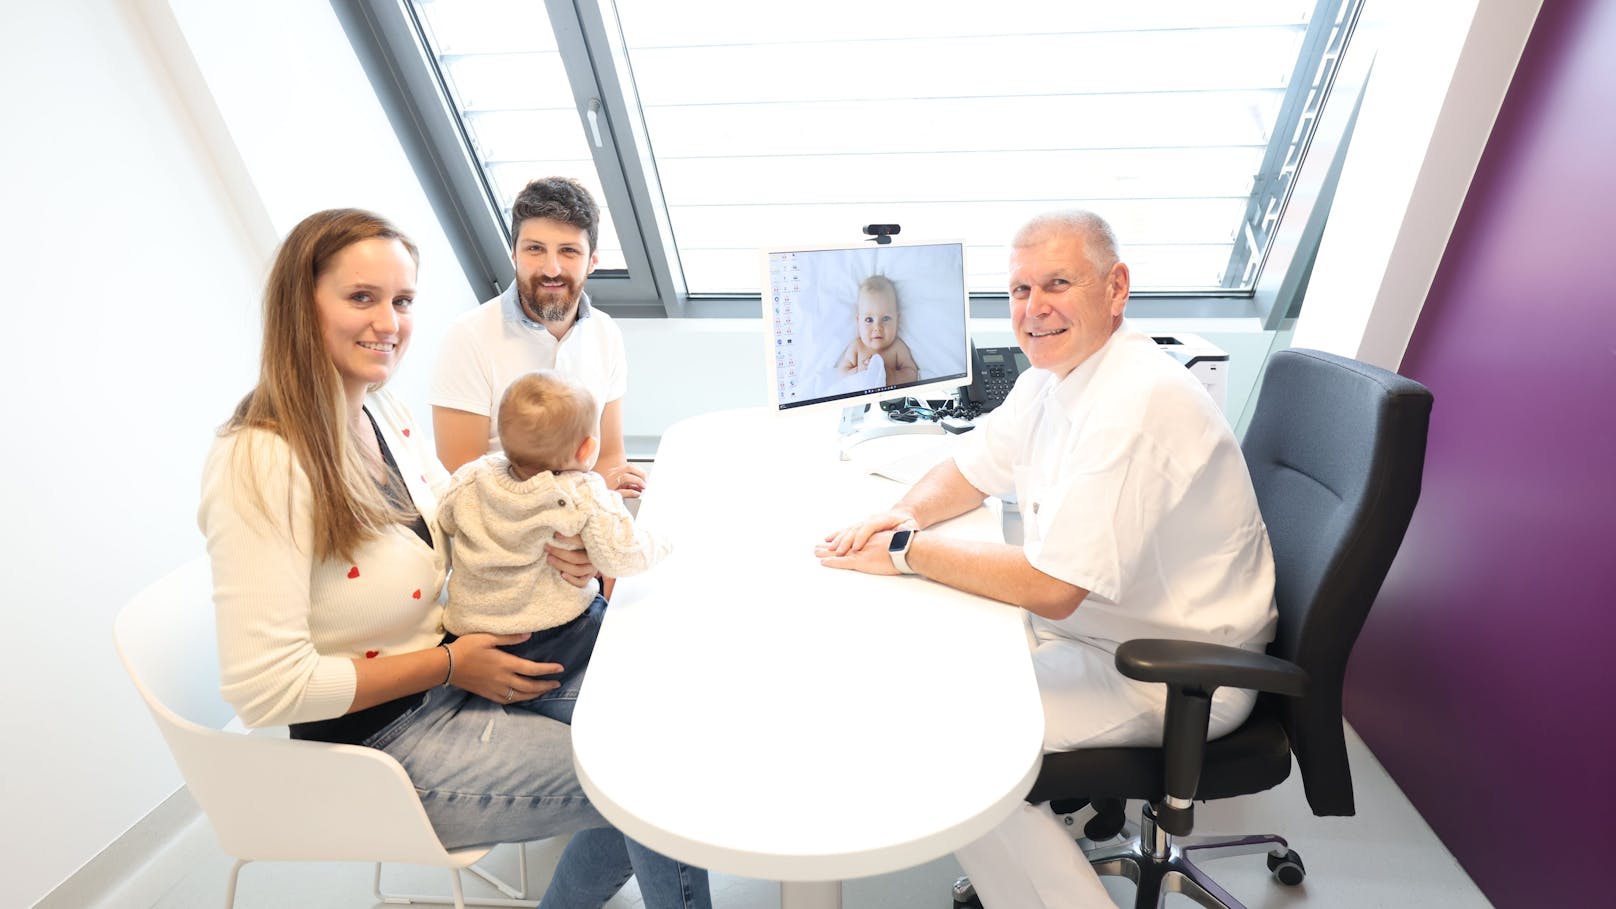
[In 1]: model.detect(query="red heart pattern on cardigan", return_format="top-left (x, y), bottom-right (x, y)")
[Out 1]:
top-left (365, 650), bottom-right (379, 659)
top-left (347, 566), bottom-right (360, 579)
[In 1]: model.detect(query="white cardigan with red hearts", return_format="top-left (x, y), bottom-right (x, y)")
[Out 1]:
top-left (198, 390), bottom-right (451, 728)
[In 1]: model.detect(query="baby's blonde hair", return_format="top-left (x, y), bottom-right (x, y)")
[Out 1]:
top-left (497, 371), bottom-right (598, 474)
top-left (858, 274), bottom-right (898, 309)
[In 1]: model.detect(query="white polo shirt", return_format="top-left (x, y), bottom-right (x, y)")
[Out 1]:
top-left (953, 321), bottom-right (1276, 652)
top-left (429, 285), bottom-right (627, 455)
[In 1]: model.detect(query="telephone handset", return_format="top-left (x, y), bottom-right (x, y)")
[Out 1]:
top-left (964, 344), bottom-right (1031, 413)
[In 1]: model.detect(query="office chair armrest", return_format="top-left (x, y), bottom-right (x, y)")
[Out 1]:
top-left (1113, 639), bottom-right (1307, 837)
top-left (1115, 638), bottom-right (1308, 698)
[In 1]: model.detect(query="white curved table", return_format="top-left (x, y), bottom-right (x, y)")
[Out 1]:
top-left (572, 408), bottom-right (1044, 908)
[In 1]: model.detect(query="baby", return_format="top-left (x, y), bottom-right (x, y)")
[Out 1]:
top-left (437, 370), bottom-right (669, 722)
top-left (834, 274), bottom-right (918, 387)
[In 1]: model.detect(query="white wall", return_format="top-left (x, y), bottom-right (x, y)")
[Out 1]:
top-left (151, 0), bottom-right (474, 410)
top-left (0, 3), bottom-right (262, 905)
top-left (0, 1), bottom-right (474, 904)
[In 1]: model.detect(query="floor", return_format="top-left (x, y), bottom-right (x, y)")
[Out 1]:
top-left (113, 724), bottom-right (1489, 909)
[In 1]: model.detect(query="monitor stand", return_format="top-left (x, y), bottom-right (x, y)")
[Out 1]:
top-left (837, 403), bottom-right (943, 461)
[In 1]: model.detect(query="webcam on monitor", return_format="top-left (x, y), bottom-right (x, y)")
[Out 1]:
top-left (862, 224), bottom-right (901, 245)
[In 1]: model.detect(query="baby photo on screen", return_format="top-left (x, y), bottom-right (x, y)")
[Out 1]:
top-left (789, 242), bottom-right (968, 402)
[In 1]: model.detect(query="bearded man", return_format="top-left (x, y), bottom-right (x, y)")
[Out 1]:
top-left (431, 177), bottom-right (645, 498)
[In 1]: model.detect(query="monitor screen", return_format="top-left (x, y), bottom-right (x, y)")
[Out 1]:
top-left (763, 239), bottom-right (971, 413)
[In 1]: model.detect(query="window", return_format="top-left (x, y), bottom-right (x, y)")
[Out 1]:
top-left (347, 0), bottom-right (1362, 313)
top-left (408, 1), bottom-right (632, 271)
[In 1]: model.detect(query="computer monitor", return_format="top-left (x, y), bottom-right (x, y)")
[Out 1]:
top-left (762, 238), bottom-right (971, 419)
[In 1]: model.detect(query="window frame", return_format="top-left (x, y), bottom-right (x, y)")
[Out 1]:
top-left (337, 0), bottom-right (1367, 322)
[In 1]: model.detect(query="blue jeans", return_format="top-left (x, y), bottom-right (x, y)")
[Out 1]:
top-left (499, 596), bottom-right (608, 725)
top-left (366, 620), bottom-right (709, 907)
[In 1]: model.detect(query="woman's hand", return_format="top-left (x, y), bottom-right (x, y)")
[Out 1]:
top-left (602, 462), bottom-right (648, 498)
top-left (445, 633), bottom-right (562, 704)
top-left (546, 532), bottom-right (598, 588)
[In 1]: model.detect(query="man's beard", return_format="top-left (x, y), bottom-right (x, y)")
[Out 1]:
top-left (518, 275), bottom-right (581, 322)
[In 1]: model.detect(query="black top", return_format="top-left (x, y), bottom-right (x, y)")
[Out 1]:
top-left (290, 409), bottom-right (439, 745)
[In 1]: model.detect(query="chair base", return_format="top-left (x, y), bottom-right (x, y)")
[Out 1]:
top-left (221, 847), bottom-right (535, 909)
top-left (951, 803), bottom-right (1297, 909)
top-left (373, 845), bottom-right (537, 907)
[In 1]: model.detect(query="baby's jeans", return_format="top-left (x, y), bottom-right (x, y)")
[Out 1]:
top-left (499, 595), bottom-right (607, 725)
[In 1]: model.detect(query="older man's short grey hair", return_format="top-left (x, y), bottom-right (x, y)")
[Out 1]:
top-left (1012, 210), bottom-right (1122, 271)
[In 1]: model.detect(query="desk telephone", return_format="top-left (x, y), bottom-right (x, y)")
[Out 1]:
top-left (964, 345), bottom-right (1031, 413)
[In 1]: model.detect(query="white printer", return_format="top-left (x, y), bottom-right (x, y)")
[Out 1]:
top-left (1152, 333), bottom-right (1229, 413)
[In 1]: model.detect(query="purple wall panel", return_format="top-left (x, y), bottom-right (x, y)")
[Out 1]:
top-left (1343, 1), bottom-right (1616, 905)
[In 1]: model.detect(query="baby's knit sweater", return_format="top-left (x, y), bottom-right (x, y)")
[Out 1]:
top-left (437, 454), bottom-right (669, 635)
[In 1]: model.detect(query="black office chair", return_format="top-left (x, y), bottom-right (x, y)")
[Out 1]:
top-left (954, 348), bottom-right (1433, 909)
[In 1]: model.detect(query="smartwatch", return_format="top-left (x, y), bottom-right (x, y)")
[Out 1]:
top-left (888, 529), bottom-right (920, 575)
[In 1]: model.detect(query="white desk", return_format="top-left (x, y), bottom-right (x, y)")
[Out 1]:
top-left (572, 408), bottom-right (1044, 909)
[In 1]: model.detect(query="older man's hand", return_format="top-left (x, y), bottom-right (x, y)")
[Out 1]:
top-left (816, 528), bottom-right (906, 575)
top-left (815, 509), bottom-right (919, 571)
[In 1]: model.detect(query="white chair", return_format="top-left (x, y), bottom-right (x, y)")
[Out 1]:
top-left (114, 557), bottom-right (538, 908)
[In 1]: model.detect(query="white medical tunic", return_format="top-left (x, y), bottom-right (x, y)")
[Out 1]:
top-left (953, 321), bottom-right (1276, 749)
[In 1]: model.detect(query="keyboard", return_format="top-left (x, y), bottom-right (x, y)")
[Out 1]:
top-left (867, 439), bottom-right (956, 484)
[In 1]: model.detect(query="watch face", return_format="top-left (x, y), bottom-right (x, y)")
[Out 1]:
top-left (889, 529), bottom-right (912, 552)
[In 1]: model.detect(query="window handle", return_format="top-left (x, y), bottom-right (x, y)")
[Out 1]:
top-left (587, 98), bottom-right (604, 148)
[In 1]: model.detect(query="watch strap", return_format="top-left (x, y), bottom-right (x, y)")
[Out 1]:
top-left (889, 529), bottom-right (919, 574)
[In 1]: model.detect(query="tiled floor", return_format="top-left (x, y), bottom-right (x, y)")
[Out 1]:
top-left (114, 725), bottom-right (1489, 909)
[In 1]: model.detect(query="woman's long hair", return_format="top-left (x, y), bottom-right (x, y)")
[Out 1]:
top-left (225, 209), bottom-right (420, 562)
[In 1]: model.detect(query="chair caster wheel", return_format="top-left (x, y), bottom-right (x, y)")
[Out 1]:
top-left (1267, 848), bottom-right (1306, 886)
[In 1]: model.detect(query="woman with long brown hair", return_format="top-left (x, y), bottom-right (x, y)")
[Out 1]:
top-left (199, 208), bottom-right (709, 908)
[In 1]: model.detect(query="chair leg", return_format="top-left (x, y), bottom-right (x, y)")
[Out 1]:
top-left (223, 859), bottom-right (248, 909)
top-left (375, 859), bottom-right (540, 907)
top-left (449, 869), bottom-right (466, 909)
top-left (1087, 841), bottom-right (1253, 909)
top-left (1082, 804), bottom-right (1271, 909)
top-left (1084, 835), bottom-right (1147, 874)
top-left (1167, 861), bottom-right (1247, 909)
top-left (467, 843), bottom-right (530, 898)
top-left (1177, 832), bottom-right (1288, 865)
top-left (954, 812), bottom-right (1281, 909)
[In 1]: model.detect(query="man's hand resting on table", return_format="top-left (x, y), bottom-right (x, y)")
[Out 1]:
top-left (815, 509), bottom-right (919, 575)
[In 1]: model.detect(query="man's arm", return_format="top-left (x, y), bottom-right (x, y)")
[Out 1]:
top-left (433, 406), bottom-right (491, 474)
top-left (820, 458), bottom-right (986, 557)
top-left (596, 397), bottom-right (647, 497)
top-left (816, 457), bottom-right (1089, 619)
top-left (821, 530), bottom-right (1088, 620)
